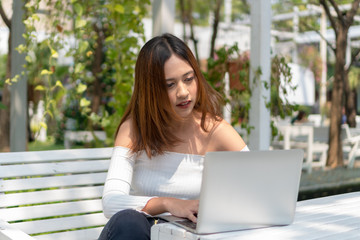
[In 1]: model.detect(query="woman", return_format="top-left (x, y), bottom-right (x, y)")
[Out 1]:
top-left (99, 33), bottom-right (248, 240)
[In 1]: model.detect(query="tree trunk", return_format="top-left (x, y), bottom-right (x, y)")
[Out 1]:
top-left (344, 72), bottom-right (357, 127)
top-left (209, 0), bottom-right (223, 59)
top-left (179, 0), bottom-right (187, 43)
top-left (90, 24), bottom-right (104, 115)
top-left (187, 0), bottom-right (199, 63)
top-left (319, 0), bottom-right (360, 168)
top-left (327, 29), bottom-right (347, 168)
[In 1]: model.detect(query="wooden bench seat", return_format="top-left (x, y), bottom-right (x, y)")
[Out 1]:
top-left (0, 147), bottom-right (113, 240)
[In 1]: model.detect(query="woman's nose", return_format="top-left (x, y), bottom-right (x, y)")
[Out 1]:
top-left (176, 82), bottom-right (189, 98)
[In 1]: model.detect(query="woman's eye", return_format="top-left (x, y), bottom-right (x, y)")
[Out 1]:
top-left (185, 76), bottom-right (194, 82)
top-left (167, 82), bottom-right (175, 88)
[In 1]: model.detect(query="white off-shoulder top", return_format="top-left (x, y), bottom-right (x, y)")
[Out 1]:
top-left (102, 145), bottom-right (249, 218)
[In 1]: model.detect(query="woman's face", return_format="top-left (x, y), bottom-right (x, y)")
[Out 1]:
top-left (164, 54), bottom-right (198, 119)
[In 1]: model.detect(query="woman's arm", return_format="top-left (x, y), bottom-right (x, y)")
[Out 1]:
top-left (102, 147), bottom-right (154, 218)
top-left (142, 197), bottom-right (199, 222)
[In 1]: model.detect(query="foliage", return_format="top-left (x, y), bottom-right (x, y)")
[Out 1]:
top-left (272, 1), bottom-right (319, 35)
top-left (298, 45), bottom-right (323, 83)
top-left (176, 0), bottom-right (216, 27)
top-left (204, 43), bottom-right (298, 138)
top-left (0, 54), bottom-right (6, 109)
top-left (348, 66), bottom-right (360, 90)
top-left (270, 55), bottom-right (299, 119)
top-left (0, 54), bottom-right (6, 84)
top-left (22, 0), bottom-right (149, 145)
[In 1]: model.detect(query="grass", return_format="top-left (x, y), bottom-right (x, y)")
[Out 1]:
top-left (28, 136), bottom-right (107, 151)
top-left (28, 137), bottom-right (65, 151)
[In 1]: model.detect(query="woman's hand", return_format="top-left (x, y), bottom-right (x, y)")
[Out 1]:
top-left (164, 198), bottom-right (199, 223)
top-left (142, 197), bottom-right (199, 222)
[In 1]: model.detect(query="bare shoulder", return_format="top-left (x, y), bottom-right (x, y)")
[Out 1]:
top-left (208, 119), bottom-right (246, 152)
top-left (114, 118), bottom-right (134, 148)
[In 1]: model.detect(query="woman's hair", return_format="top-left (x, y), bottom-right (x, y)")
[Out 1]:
top-left (117, 33), bottom-right (223, 157)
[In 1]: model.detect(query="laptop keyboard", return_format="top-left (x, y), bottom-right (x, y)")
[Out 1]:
top-left (175, 220), bottom-right (197, 230)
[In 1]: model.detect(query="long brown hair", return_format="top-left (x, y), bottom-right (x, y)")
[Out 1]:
top-left (117, 33), bottom-right (223, 157)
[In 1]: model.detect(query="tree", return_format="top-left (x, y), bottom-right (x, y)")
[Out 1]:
top-left (319, 0), bottom-right (360, 168)
top-left (21, 0), bottom-right (150, 146)
top-left (0, 0), bottom-right (11, 151)
top-left (178, 0), bottom-right (200, 62)
top-left (209, 0), bottom-right (223, 59)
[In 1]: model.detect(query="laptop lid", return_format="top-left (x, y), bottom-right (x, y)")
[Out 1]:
top-left (195, 149), bottom-right (304, 234)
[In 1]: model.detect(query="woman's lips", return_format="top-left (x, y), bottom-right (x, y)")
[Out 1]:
top-left (176, 100), bottom-right (191, 108)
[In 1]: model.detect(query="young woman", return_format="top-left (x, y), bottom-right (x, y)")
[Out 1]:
top-left (99, 33), bottom-right (248, 240)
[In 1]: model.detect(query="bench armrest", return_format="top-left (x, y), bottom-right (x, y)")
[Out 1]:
top-left (0, 219), bottom-right (35, 240)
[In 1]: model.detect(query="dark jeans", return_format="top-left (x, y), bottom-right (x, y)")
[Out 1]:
top-left (98, 209), bottom-right (166, 240)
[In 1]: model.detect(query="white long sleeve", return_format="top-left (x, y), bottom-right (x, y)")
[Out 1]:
top-left (102, 147), bottom-right (154, 218)
top-left (102, 146), bottom-right (204, 218)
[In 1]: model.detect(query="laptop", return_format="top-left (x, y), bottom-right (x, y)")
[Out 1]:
top-left (159, 149), bottom-right (304, 234)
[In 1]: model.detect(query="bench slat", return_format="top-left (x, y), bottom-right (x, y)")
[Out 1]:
top-left (1, 172), bottom-right (107, 192)
top-left (0, 160), bottom-right (110, 178)
top-left (0, 219), bottom-right (36, 240)
top-left (0, 147), bottom-right (113, 164)
top-left (0, 186), bottom-right (103, 207)
top-left (34, 227), bottom-right (104, 240)
top-left (1, 199), bottom-right (103, 222)
top-left (12, 213), bottom-right (108, 235)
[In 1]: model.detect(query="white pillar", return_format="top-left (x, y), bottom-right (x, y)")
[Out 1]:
top-left (10, 0), bottom-right (27, 151)
top-left (223, 72), bottom-right (232, 124)
top-left (224, 0), bottom-right (232, 25)
top-left (346, 37), bottom-right (351, 68)
top-left (152, 0), bottom-right (175, 37)
top-left (248, 0), bottom-right (271, 150)
top-left (292, 6), bottom-right (299, 64)
top-left (319, 6), bottom-right (327, 119)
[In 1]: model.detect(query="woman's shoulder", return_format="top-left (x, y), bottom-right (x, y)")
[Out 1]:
top-left (207, 119), bottom-right (246, 152)
top-left (114, 118), bottom-right (134, 148)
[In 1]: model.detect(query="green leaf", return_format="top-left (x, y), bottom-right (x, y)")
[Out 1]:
top-left (74, 3), bottom-right (83, 15)
top-left (101, 118), bottom-right (111, 128)
top-left (89, 112), bottom-right (101, 123)
top-left (16, 44), bottom-right (26, 53)
top-left (75, 18), bottom-right (87, 29)
top-left (35, 85), bottom-right (46, 91)
top-left (41, 69), bottom-right (53, 75)
top-left (80, 98), bottom-right (91, 107)
top-left (48, 99), bottom-right (56, 108)
top-left (105, 36), bottom-right (114, 42)
top-left (55, 80), bottom-right (64, 89)
top-left (39, 122), bottom-right (48, 130)
top-left (25, 55), bottom-right (32, 63)
top-left (78, 41), bottom-right (89, 53)
top-left (51, 48), bottom-right (58, 58)
top-left (74, 63), bottom-right (85, 73)
top-left (32, 13), bottom-right (40, 21)
top-left (76, 83), bottom-right (87, 94)
top-left (114, 4), bottom-right (125, 14)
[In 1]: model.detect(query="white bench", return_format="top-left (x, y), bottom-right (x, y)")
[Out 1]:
top-left (64, 131), bottom-right (107, 149)
top-left (342, 124), bottom-right (360, 168)
top-left (273, 124), bottom-right (360, 172)
top-left (273, 125), bottom-right (328, 173)
top-left (0, 147), bottom-right (113, 240)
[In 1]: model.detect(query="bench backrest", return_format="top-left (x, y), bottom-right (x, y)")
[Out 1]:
top-left (0, 147), bottom-right (113, 240)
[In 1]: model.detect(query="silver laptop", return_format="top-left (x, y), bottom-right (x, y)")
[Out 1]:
top-left (160, 149), bottom-right (304, 234)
